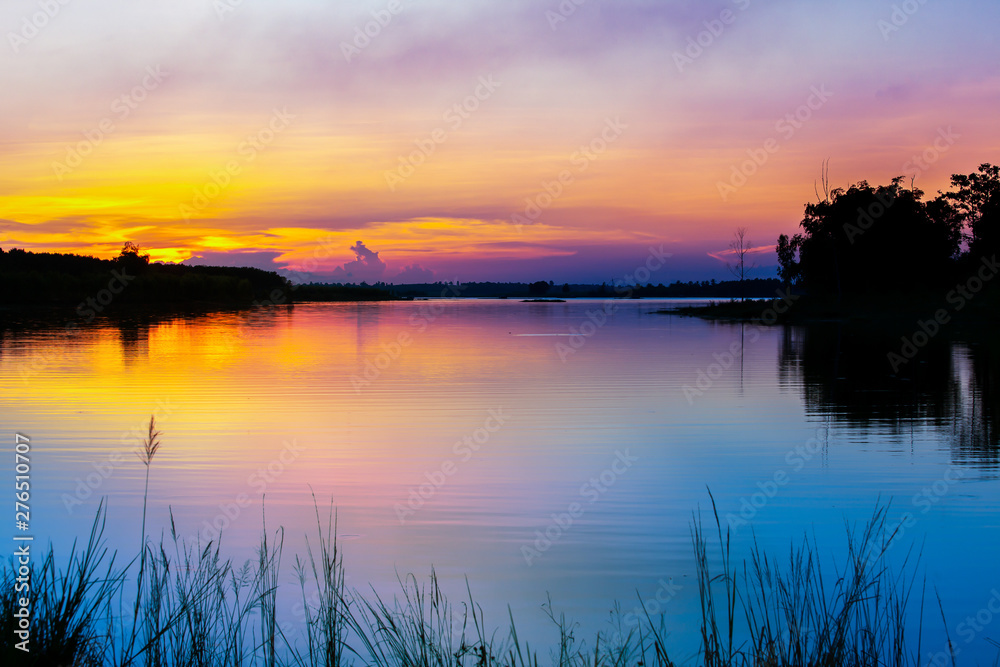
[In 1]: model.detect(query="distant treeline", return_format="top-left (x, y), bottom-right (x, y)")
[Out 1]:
top-left (777, 163), bottom-right (1000, 298)
top-left (5, 246), bottom-right (782, 312)
top-left (0, 244), bottom-right (294, 310)
top-left (341, 278), bottom-right (784, 298)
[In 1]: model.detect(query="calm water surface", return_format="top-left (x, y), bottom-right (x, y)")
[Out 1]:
top-left (2, 299), bottom-right (998, 662)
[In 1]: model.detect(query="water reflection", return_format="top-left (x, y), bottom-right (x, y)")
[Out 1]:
top-left (779, 322), bottom-right (999, 465)
top-left (353, 302), bottom-right (383, 354)
top-left (948, 341), bottom-right (1000, 463)
top-left (116, 316), bottom-right (151, 364)
top-left (2, 301), bottom-right (1000, 663)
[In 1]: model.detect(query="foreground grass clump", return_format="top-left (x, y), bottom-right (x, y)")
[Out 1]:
top-left (0, 419), bottom-right (975, 666)
top-left (693, 498), bottom-right (928, 667)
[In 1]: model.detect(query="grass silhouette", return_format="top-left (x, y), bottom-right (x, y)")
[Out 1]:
top-left (2, 417), bottom-right (984, 667)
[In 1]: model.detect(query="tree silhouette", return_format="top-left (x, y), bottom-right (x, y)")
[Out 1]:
top-left (1, 246), bottom-right (293, 306)
top-left (527, 280), bottom-right (551, 296)
top-left (727, 227), bottom-right (757, 301)
top-left (792, 178), bottom-right (961, 296)
top-left (775, 233), bottom-right (802, 287)
top-left (116, 242), bottom-right (150, 275)
top-left (946, 163), bottom-right (1000, 258)
top-left (772, 167), bottom-right (1000, 297)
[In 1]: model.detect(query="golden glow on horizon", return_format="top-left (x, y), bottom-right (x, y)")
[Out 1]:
top-left (3, 98), bottom-right (998, 275)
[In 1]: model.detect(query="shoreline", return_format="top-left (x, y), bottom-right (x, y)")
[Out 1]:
top-left (657, 290), bottom-right (1000, 327)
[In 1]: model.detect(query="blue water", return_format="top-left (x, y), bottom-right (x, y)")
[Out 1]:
top-left (2, 299), bottom-right (998, 663)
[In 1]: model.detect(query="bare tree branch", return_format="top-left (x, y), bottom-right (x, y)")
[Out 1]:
top-left (727, 227), bottom-right (757, 301)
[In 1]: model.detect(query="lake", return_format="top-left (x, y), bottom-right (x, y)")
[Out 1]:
top-left (2, 298), bottom-right (998, 663)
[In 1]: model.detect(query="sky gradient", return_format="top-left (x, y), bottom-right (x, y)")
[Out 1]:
top-left (2, 0), bottom-right (998, 283)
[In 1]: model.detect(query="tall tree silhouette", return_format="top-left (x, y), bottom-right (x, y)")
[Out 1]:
top-left (727, 227), bottom-right (756, 301)
top-left (793, 178), bottom-right (961, 295)
top-left (116, 241), bottom-right (150, 275)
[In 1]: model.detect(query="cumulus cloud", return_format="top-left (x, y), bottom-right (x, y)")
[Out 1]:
top-left (277, 242), bottom-right (433, 284)
top-left (325, 243), bottom-right (436, 284)
top-left (329, 241), bottom-right (387, 283)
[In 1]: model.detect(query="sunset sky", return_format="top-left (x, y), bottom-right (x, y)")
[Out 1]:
top-left (2, 0), bottom-right (998, 283)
